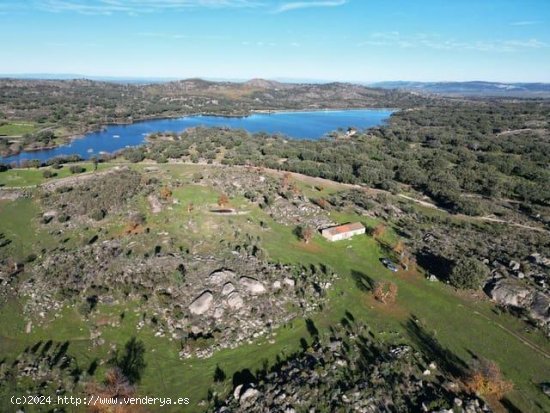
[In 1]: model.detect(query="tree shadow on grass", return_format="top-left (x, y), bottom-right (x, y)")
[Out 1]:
top-left (403, 316), bottom-right (468, 379)
top-left (110, 337), bottom-right (146, 384)
top-left (305, 318), bottom-right (319, 341)
top-left (213, 364), bottom-right (226, 383)
top-left (351, 270), bottom-right (375, 293)
top-left (232, 368), bottom-right (256, 388)
top-left (415, 249), bottom-right (454, 281)
top-left (500, 398), bottom-right (524, 413)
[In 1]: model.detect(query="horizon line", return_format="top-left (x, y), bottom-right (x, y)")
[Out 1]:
top-left (1, 73), bottom-right (550, 85)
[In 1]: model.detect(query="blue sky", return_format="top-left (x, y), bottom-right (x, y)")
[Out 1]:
top-left (1, 0), bottom-right (549, 82)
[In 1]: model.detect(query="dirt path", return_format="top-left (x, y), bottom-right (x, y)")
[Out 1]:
top-left (468, 308), bottom-right (550, 359)
top-left (262, 167), bottom-right (363, 191)
top-left (35, 160), bottom-right (547, 233)
top-left (167, 162), bottom-right (548, 234)
top-left (470, 215), bottom-right (548, 233)
top-left (40, 165), bottom-right (127, 190)
top-left (398, 194), bottom-right (548, 233)
top-left (398, 193), bottom-right (439, 209)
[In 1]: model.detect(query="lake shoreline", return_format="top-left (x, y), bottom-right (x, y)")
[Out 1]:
top-left (1, 107), bottom-right (396, 164)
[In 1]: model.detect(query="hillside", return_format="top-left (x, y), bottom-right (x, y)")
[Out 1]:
top-left (371, 81), bottom-right (550, 97)
top-left (1, 160), bottom-right (548, 412)
top-left (0, 78), bottom-right (429, 156)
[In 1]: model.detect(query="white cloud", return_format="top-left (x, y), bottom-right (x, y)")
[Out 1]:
top-left (137, 32), bottom-right (227, 40)
top-left (0, 0), bottom-right (349, 15)
top-left (510, 20), bottom-right (540, 26)
top-left (273, 0), bottom-right (347, 13)
top-left (358, 32), bottom-right (549, 52)
top-left (32, 0), bottom-right (261, 15)
top-left (241, 40), bottom-right (278, 47)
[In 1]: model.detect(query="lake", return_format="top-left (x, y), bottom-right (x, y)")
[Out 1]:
top-left (1, 109), bottom-right (394, 164)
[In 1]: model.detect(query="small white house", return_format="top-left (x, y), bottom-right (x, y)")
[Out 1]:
top-left (321, 222), bottom-right (365, 242)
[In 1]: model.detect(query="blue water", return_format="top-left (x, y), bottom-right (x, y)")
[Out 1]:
top-left (1, 109), bottom-right (393, 164)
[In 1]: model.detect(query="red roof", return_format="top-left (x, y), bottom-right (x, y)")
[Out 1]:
top-left (323, 222), bottom-right (365, 236)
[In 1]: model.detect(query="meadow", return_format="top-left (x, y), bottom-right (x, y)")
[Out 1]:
top-left (0, 163), bottom-right (548, 412)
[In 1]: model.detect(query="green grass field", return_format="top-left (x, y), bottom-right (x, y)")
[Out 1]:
top-left (0, 162), bottom-right (113, 187)
top-left (0, 163), bottom-right (548, 412)
top-left (0, 122), bottom-right (37, 136)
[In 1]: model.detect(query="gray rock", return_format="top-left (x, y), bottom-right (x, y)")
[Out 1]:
top-left (189, 291), bottom-right (214, 315)
top-left (239, 388), bottom-right (260, 404)
top-left (213, 307), bottom-right (224, 319)
top-left (283, 278), bottom-right (295, 288)
top-left (233, 384), bottom-right (243, 400)
top-left (509, 260), bottom-right (521, 271)
top-left (226, 291), bottom-right (244, 309)
top-left (530, 292), bottom-right (550, 324)
top-left (487, 279), bottom-right (531, 307)
top-left (221, 282), bottom-right (235, 296)
top-left (239, 276), bottom-right (266, 295)
top-left (210, 270), bottom-right (236, 285)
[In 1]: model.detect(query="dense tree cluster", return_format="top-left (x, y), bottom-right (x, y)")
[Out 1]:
top-left (132, 99), bottom-right (549, 216)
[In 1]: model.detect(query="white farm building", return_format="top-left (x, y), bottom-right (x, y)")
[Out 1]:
top-left (321, 222), bottom-right (366, 242)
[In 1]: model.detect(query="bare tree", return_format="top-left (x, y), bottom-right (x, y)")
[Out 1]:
top-left (373, 281), bottom-right (398, 304)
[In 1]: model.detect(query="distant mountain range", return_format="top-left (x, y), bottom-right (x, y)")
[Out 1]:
top-left (369, 81), bottom-right (550, 97)
top-left (1, 74), bottom-right (549, 97)
top-left (0, 73), bottom-right (183, 84)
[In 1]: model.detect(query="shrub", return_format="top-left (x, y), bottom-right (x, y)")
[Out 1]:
top-left (69, 165), bottom-right (85, 174)
top-left (57, 213), bottom-right (70, 223)
top-left (124, 148), bottom-right (146, 163)
top-left (371, 223), bottom-right (386, 239)
top-left (42, 170), bottom-right (55, 178)
top-left (373, 281), bottom-right (398, 304)
top-left (464, 359), bottom-right (513, 398)
top-left (128, 212), bottom-right (146, 227)
top-left (217, 194), bottom-right (229, 207)
top-left (448, 257), bottom-right (489, 290)
top-left (90, 209), bottom-right (106, 221)
top-left (294, 225), bottom-right (314, 244)
top-left (159, 186), bottom-right (172, 200)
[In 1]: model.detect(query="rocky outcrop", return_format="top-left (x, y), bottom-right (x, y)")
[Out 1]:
top-left (239, 388), bottom-right (260, 405)
top-left (486, 279), bottom-right (550, 325)
top-left (530, 292), bottom-right (550, 324)
top-left (486, 279), bottom-right (531, 307)
top-left (226, 292), bottom-right (244, 309)
top-left (189, 291), bottom-right (214, 315)
top-left (221, 282), bottom-right (235, 296)
top-left (209, 269), bottom-right (236, 285)
top-left (24, 244), bottom-right (336, 360)
top-left (212, 325), bottom-right (491, 413)
top-left (239, 277), bottom-right (266, 295)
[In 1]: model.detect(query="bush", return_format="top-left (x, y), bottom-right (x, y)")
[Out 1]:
top-left (42, 170), bottom-right (55, 178)
top-left (57, 213), bottom-right (70, 223)
top-left (90, 209), bottom-right (106, 221)
top-left (464, 359), bottom-right (513, 398)
top-left (124, 148), bottom-right (146, 163)
top-left (448, 257), bottom-right (489, 290)
top-left (294, 225), bottom-right (314, 243)
top-left (373, 281), bottom-right (398, 304)
top-left (69, 165), bottom-right (85, 174)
